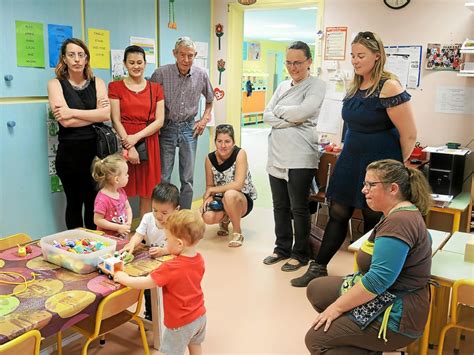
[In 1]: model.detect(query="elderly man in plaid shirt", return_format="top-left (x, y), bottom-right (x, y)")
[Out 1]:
top-left (151, 37), bottom-right (214, 209)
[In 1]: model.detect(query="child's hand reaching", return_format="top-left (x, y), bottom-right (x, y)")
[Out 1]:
top-left (149, 247), bottom-right (167, 258)
top-left (120, 242), bottom-right (135, 255)
top-left (113, 270), bottom-right (127, 284)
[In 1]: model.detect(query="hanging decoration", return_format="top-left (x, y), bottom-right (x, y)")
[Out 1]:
top-left (215, 23), bottom-right (224, 50)
top-left (168, 0), bottom-right (177, 29)
top-left (217, 59), bottom-right (226, 85)
top-left (213, 87), bottom-right (225, 101)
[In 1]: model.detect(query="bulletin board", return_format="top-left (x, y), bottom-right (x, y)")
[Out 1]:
top-left (384, 45), bottom-right (422, 89)
top-left (0, 0), bottom-right (82, 97)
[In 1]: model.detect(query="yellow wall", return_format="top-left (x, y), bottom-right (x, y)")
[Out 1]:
top-left (243, 40), bottom-right (288, 74)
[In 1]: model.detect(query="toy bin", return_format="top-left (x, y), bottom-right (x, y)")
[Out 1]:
top-left (40, 230), bottom-right (117, 274)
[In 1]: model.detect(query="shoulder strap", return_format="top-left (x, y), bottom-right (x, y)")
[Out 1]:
top-left (146, 81), bottom-right (153, 125)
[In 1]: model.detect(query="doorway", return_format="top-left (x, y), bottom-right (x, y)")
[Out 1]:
top-left (238, 3), bottom-right (320, 208)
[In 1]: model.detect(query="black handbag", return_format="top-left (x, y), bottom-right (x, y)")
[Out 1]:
top-left (93, 123), bottom-right (120, 159)
top-left (135, 82), bottom-right (153, 161)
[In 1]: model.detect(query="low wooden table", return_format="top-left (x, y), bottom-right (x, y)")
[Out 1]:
top-left (426, 192), bottom-right (472, 233)
top-left (429, 250), bottom-right (474, 346)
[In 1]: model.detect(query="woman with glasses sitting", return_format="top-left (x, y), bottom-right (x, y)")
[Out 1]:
top-left (201, 124), bottom-right (257, 247)
top-left (305, 159), bottom-right (432, 354)
top-left (262, 41), bottom-right (326, 274)
top-left (292, 31), bottom-right (417, 288)
top-left (47, 38), bottom-right (110, 230)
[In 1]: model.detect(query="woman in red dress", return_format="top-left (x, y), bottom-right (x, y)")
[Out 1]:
top-left (109, 45), bottom-right (164, 217)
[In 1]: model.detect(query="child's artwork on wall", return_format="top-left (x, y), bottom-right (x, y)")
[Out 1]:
top-left (425, 43), bottom-right (463, 71)
top-left (111, 49), bottom-right (127, 81)
top-left (248, 42), bottom-right (261, 61)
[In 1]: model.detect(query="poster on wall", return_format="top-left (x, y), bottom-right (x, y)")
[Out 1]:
top-left (111, 49), bottom-right (127, 81)
top-left (435, 86), bottom-right (473, 115)
top-left (46, 105), bottom-right (63, 193)
top-left (48, 24), bottom-right (73, 68)
top-left (88, 28), bottom-right (110, 69)
top-left (248, 42), bottom-right (261, 61)
top-left (324, 27), bottom-right (347, 61)
top-left (194, 41), bottom-right (209, 72)
top-left (130, 36), bottom-right (156, 64)
top-left (385, 54), bottom-right (410, 89)
top-left (385, 45), bottom-right (422, 89)
top-left (16, 20), bottom-right (45, 68)
top-left (425, 43), bottom-right (462, 71)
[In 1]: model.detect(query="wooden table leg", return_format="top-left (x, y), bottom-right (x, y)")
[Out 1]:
top-left (429, 284), bottom-right (451, 347)
top-left (452, 211), bottom-right (461, 233)
top-left (150, 287), bottom-right (161, 350)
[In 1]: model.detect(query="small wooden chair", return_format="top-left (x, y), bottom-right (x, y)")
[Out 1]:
top-left (57, 287), bottom-right (149, 355)
top-left (0, 329), bottom-right (41, 355)
top-left (437, 279), bottom-right (474, 355)
top-left (309, 152), bottom-right (356, 241)
top-left (0, 233), bottom-right (32, 251)
top-left (310, 152), bottom-right (337, 226)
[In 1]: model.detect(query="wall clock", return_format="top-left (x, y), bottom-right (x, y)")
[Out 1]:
top-left (383, 0), bottom-right (410, 10)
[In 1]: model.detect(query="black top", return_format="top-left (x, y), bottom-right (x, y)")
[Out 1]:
top-left (208, 146), bottom-right (241, 172)
top-left (58, 78), bottom-right (97, 141)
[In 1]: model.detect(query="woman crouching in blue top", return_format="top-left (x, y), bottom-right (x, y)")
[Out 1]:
top-left (305, 159), bottom-right (433, 355)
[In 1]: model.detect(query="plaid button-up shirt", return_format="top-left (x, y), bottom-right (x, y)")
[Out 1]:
top-left (150, 64), bottom-right (214, 123)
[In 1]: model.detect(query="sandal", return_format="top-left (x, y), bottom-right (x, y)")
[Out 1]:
top-left (228, 233), bottom-right (244, 247)
top-left (217, 216), bottom-right (230, 237)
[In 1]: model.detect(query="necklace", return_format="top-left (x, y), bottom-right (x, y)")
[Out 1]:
top-left (69, 79), bottom-right (89, 90)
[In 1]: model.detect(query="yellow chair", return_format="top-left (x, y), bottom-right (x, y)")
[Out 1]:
top-left (0, 233), bottom-right (32, 251)
top-left (0, 329), bottom-right (41, 355)
top-left (437, 279), bottom-right (474, 355)
top-left (57, 287), bottom-right (149, 355)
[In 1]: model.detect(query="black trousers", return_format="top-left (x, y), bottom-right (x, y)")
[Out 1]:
top-left (269, 169), bottom-right (315, 263)
top-left (55, 139), bottom-right (97, 230)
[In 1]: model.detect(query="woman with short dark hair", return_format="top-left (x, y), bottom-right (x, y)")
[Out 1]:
top-left (262, 40), bottom-right (326, 274)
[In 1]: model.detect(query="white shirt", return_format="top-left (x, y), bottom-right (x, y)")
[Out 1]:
top-left (135, 212), bottom-right (166, 247)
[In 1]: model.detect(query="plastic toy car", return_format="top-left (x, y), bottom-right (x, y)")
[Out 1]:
top-left (97, 254), bottom-right (124, 280)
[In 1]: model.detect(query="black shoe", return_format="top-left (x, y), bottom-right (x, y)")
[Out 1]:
top-left (290, 261), bottom-right (328, 287)
top-left (281, 259), bottom-right (308, 272)
top-left (263, 254), bottom-right (289, 265)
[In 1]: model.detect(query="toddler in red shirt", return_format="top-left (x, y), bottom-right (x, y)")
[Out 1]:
top-left (114, 209), bottom-right (206, 355)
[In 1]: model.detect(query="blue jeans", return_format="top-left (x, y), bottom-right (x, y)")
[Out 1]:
top-left (159, 119), bottom-right (197, 209)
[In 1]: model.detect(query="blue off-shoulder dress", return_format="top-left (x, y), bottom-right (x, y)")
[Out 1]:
top-left (326, 79), bottom-right (411, 208)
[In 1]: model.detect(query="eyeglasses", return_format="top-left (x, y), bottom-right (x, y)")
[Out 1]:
top-left (362, 181), bottom-right (390, 191)
top-left (285, 60), bottom-right (307, 67)
top-left (358, 31), bottom-right (375, 41)
top-left (65, 52), bottom-right (87, 60)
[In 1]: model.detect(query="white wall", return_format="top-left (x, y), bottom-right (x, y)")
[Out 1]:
top-left (322, 0), bottom-right (473, 147)
top-left (213, 0), bottom-right (474, 147)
